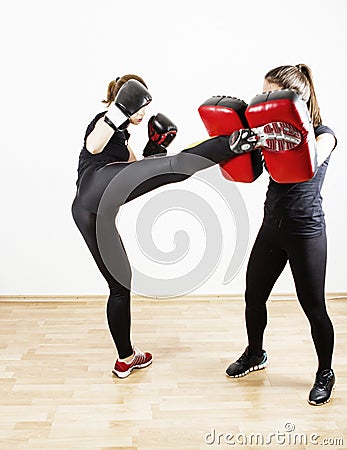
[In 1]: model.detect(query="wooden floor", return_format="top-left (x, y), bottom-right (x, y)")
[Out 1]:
top-left (1, 297), bottom-right (346, 450)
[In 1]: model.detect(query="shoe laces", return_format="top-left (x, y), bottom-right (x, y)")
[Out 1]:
top-left (237, 351), bottom-right (252, 364)
top-left (314, 370), bottom-right (333, 389)
top-left (132, 347), bottom-right (146, 364)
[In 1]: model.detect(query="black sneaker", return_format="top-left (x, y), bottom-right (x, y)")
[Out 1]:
top-left (308, 369), bottom-right (335, 406)
top-left (229, 129), bottom-right (260, 154)
top-left (226, 347), bottom-right (267, 378)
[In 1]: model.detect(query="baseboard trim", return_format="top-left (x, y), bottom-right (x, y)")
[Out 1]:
top-left (0, 293), bottom-right (346, 302)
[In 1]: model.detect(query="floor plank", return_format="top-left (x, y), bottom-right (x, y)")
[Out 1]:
top-left (0, 298), bottom-right (346, 449)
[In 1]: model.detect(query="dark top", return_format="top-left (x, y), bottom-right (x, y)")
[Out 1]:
top-left (263, 125), bottom-right (337, 237)
top-left (76, 112), bottom-right (130, 185)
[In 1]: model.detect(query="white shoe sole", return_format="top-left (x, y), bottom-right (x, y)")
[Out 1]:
top-left (112, 359), bottom-right (152, 379)
top-left (254, 121), bottom-right (302, 151)
top-left (307, 383), bottom-right (336, 406)
top-left (226, 360), bottom-right (268, 378)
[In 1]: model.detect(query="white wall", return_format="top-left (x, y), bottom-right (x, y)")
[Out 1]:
top-left (1, 0), bottom-right (346, 296)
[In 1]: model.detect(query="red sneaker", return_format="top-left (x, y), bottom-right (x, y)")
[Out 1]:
top-left (229, 122), bottom-right (302, 154)
top-left (112, 347), bottom-right (153, 379)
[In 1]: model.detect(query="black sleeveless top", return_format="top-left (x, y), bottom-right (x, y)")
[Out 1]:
top-left (263, 125), bottom-right (337, 237)
top-left (76, 112), bottom-right (130, 185)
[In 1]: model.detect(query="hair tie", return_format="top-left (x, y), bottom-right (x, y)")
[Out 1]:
top-left (115, 77), bottom-right (120, 82)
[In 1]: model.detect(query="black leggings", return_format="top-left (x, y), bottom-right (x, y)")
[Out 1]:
top-left (245, 222), bottom-right (334, 371)
top-left (72, 136), bottom-right (231, 359)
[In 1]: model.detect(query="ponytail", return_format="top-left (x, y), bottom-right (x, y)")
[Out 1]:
top-left (296, 64), bottom-right (322, 127)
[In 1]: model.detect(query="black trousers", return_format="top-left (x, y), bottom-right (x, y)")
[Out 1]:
top-left (245, 221), bottom-right (334, 371)
top-left (72, 137), bottom-right (232, 358)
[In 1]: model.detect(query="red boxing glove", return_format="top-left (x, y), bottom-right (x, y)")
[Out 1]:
top-left (245, 89), bottom-right (317, 183)
top-left (198, 96), bottom-right (263, 183)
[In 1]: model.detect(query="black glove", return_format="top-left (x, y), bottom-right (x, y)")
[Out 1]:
top-left (143, 113), bottom-right (177, 157)
top-left (104, 79), bottom-right (152, 131)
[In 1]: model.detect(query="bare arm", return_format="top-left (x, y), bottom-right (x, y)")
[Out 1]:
top-left (127, 146), bottom-right (137, 162)
top-left (316, 133), bottom-right (336, 166)
top-left (86, 117), bottom-right (114, 154)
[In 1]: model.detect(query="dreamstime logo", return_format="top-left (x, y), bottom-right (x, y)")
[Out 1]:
top-left (96, 153), bottom-right (250, 297)
top-left (204, 423), bottom-right (345, 446)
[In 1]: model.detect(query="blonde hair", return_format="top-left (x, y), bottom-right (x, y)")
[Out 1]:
top-left (265, 64), bottom-right (322, 127)
top-left (102, 74), bottom-right (148, 107)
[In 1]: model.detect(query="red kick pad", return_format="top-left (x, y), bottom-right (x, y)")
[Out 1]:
top-left (245, 89), bottom-right (317, 183)
top-left (198, 96), bottom-right (263, 183)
